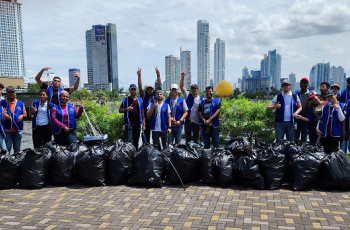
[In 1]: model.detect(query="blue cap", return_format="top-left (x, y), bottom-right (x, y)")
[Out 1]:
top-left (129, 84), bottom-right (137, 90)
top-left (155, 90), bottom-right (163, 94)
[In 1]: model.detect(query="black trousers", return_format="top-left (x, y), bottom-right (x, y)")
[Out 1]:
top-left (152, 131), bottom-right (167, 151)
top-left (144, 118), bottom-right (151, 144)
top-left (322, 135), bottom-right (340, 154)
top-left (124, 125), bottom-right (141, 150)
top-left (184, 118), bottom-right (200, 143)
top-left (32, 124), bottom-right (52, 148)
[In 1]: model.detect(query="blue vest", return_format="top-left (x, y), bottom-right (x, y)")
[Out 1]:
top-left (319, 102), bottom-right (345, 137)
top-left (340, 89), bottom-right (350, 104)
top-left (31, 100), bottom-right (51, 130)
top-left (186, 94), bottom-right (203, 117)
top-left (1, 100), bottom-right (24, 131)
top-left (51, 103), bottom-right (77, 135)
top-left (142, 95), bottom-right (155, 118)
top-left (122, 96), bottom-right (143, 125)
top-left (0, 106), bottom-right (6, 138)
top-left (150, 102), bottom-right (169, 132)
top-left (165, 97), bottom-right (185, 125)
top-left (47, 85), bottom-right (64, 105)
top-left (200, 98), bottom-right (220, 128)
top-left (274, 93), bottom-right (298, 124)
top-left (345, 99), bottom-right (350, 132)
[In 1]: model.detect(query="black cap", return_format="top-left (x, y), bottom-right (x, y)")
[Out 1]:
top-left (129, 84), bottom-right (137, 90)
top-left (190, 84), bottom-right (199, 89)
top-left (6, 86), bottom-right (15, 92)
top-left (326, 89), bottom-right (336, 97)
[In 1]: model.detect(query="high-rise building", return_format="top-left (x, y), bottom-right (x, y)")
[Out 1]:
top-left (241, 67), bottom-right (271, 92)
top-left (0, 0), bottom-right (25, 84)
top-left (241, 66), bottom-right (249, 92)
top-left (330, 66), bottom-right (345, 89)
top-left (197, 20), bottom-right (210, 91)
top-left (180, 48), bottom-right (191, 90)
top-left (309, 62), bottom-right (330, 92)
top-left (214, 38), bottom-right (225, 90)
top-left (289, 73), bottom-right (296, 92)
top-left (260, 49), bottom-right (281, 89)
top-left (85, 23), bottom-right (118, 91)
top-left (165, 55), bottom-right (180, 91)
top-left (69, 68), bottom-right (80, 89)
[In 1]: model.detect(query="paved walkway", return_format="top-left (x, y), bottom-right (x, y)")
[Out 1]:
top-left (1, 184), bottom-right (350, 229)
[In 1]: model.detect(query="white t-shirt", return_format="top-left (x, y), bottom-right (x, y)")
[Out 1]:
top-left (147, 102), bottom-right (171, 132)
top-left (36, 101), bottom-right (49, 126)
top-left (183, 91), bottom-right (201, 124)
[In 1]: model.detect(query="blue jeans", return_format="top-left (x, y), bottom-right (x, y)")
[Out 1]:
top-left (341, 132), bottom-right (350, 153)
top-left (202, 125), bottom-right (219, 149)
top-left (0, 134), bottom-right (7, 152)
top-left (5, 131), bottom-right (23, 154)
top-left (168, 125), bottom-right (183, 145)
top-left (275, 122), bottom-right (296, 142)
top-left (124, 125), bottom-right (141, 150)
top-left (53, 131), bottom-right (77, 147)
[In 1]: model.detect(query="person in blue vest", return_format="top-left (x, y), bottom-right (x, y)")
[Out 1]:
top-left (0, 104), bottom-right (7, 153)
top-left (165, 83), bottom-right (188, 144)
top-left (30, 89), bottom-right (52, 148)
top-left (137, 67), bottom-right (162, 143)
top-left (198, 86), bottom-right (221, 149)
top-left (294, 77), bottom-right (312, 143)
top-left (267, 79), bottom-right (302, 142)
top-left (316, 89), bottom-right (346, 154)
top-left (180, 72), bottom-right (204, 143)
top-left (51, 90), bottom-right (84, 147)
top-left (147, 90), bottom-right (171, 150)
top-left (1, 86), bottom-right (27, 154)
top-left (35, 67), bottom-right (80, 105)
top-left (339, 77), bottom-right (350, 103)
top-left (119, 84), bottom-right (145, 150)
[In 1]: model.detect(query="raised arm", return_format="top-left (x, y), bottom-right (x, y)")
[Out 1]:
top-left (155, 67), bottom-right (162, 90)
top-left (179, 72), bottom-right (186, 95)
top-left (69, 71), bottom-right (80, 94)
top-left (137, 68), bottom-right (144, 98)
top-left (35, 67), bottom-right (51, 88)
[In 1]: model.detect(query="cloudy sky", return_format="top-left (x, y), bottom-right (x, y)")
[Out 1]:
top-left (21, 0), bottom-right (350, 89)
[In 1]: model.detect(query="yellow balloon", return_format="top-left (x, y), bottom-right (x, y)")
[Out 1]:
top-left (216, 80), bottom-right (233, 97)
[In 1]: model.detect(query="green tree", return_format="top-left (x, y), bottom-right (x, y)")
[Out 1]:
top-left (27, 83), bottom-right (41, 93)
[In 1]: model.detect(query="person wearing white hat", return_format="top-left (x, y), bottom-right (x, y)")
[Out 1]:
top-left (137, 67), bottom-right (162, 143)
top-left (165, 83), bottom-right (188, 144)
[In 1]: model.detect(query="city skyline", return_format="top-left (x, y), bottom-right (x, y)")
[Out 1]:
top-left (20, 0), bottom-right (350, 89)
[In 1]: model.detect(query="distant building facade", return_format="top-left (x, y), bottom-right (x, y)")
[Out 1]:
top-left (309, 62), bottom-right (330, 92)
top-left (289, 73), bottom-right (296, 92)
top-left (165, 55), bottom-right (180, 91)
top-left (197, 20), bottom-right (210, 91)
top-left (214, 38), bottom-right (225, 90)
top-left (180, 48), bottom-right (191, 90)
top-left (260, 49), bottom-right (281, 89)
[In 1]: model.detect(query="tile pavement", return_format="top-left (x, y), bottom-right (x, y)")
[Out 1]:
top-left (0, 185), bottom-right (350, 229)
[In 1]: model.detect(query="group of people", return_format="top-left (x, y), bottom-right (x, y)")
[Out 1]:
top-left (0, 67), bottom-right (83, 154)
top-left (119, 68), bottom-right (221, 150)
top-left (268, 77), bottom-right (350, 154)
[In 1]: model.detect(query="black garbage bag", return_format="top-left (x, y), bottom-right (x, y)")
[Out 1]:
top-left (200, 149), bottom-right (217, 185)
top-left (107, 141), bottom-right (135, 185)
top-left (161, 144), bottom-right (175, 179)
top-left (48, 143), bottom-right (76, 185)
top-left (165, 144), bottom-right (201, 185)
top-left (0, 152), bottom-right (25, 189)
top-left (291, 145), bottom-right (327, 191)
top-left (314, 150), bottom-right (350, 190)
top-left (232, 146), bottom-right (264, 189)
top-left (128, 144), bottom-right (164, 187)
top-left (258, 146), bottom-right (286, 190)
top-left (211, 149), bottom-right (234, 187)
top-left (224, 137), bottom-right (249, 153)
top-left (75, 143), bottom-right (107, 186)
top-left (19, 148), bottom-right (51, 189)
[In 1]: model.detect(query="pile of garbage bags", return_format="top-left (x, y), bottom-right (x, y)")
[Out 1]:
top-left (1, 138), bottom-right (350, 191)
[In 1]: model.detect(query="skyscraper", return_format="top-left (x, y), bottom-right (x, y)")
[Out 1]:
top-left (85, 23), bottom-right (118, 91)
top-left (165, 55), bottom-right (180, 91)
top-left (180, 48), bottom-right (191, 90)
top-left (0, 0), bottom-right (25, 83)
top-left (330, 66), bottom-right (345, 89)
top-left (69, 68), bottom-right (80, 89)
top-left (197, 20), bottom-right (210, 91)
top-left (309, 62), bottom-right (330, 92)
top-left (214, 38), bottom-right (225, 90)
top-left (289, 73), bottom-right (296, 92)
top-left (260, 49), bottom-right (281, 89)
top-left (241, 66), bottom-right (249, 92)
